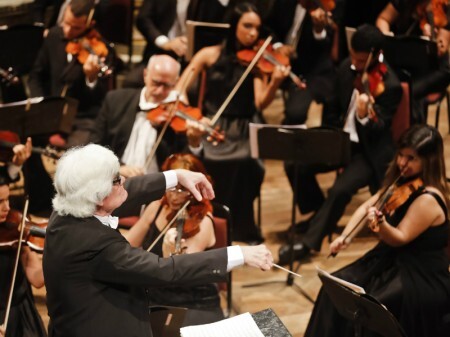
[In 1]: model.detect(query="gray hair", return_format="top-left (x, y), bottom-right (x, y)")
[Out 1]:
top-left (52, 144), bottom-right (120, 217)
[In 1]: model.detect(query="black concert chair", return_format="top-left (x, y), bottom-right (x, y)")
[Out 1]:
top-left (211, 202), bottom-right (233, 317)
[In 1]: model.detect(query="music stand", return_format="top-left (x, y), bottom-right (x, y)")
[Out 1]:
top-left (0, 96), bottom-right (78, 139)
top-left (245, 125), bottom-right (351, 301)
top-left (149, 305), bottom-right (187, 337)
top-left (383, 35), bottom-right (438, 78)
top-left (318, 272), bottom-right (406, 337)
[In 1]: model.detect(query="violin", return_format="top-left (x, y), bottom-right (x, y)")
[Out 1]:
top-left (0, 130), bottom-right (60, 162)
top-left (370, 177), bottom-right (424, 232)
top-left (329, 176), bottom-right (423, 258)
top-left (0, 209), bottom-right (47, 253)
top-left (65, 29), bottom-right (112, 77)
top-left (300, 0), bottom-right (336, 12)
top-left (146, 101), bottom-right (225, 143)
top-left (237, 40), bottom-right (305, 88)
top-left (416, 0), bottom-right (449, 55)
top-left (353, 52), bottom-right (387, 122)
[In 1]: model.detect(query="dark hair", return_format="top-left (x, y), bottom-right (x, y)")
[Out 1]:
top-left (351, 24), bottom-right (385, 54)
top-left (224, 2), bottom-right (260, 54)
top-left (0, 171), bottom-right (9, 187)
top-left (69, 0), bottom-right (95, 18)
top-left (384, 124), bottom-right (449, 206)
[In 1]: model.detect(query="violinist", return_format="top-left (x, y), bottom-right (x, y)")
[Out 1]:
top-left (0, 136), bottom-right (32, 185)
top-left (0, 174), bottom-right (47, 337)
top-left (124, 153), bottom-right (224, 326)
top-left (177, 2), bottom-right (289, 244)
top-left (278, 24), bottom-right (402, 264)
top-left (90, 54), bottom-right (204, 178)
top-left (28, 0), bottom-right (112, 147)
top-left (265, 0), bottom-right (337, 125)
top-left (43, 144), bottom-right (273, 337)
top-left (305, 124), bottom-right (450, 337)
top-left (376, 0), bottom-right (450, 122)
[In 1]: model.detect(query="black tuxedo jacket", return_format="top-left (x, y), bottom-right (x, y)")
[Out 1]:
top-left (136, 0), bottom-right (227, 62)
top-left (28, 26), bottom-right (108, 119)
top-left (324, 58), bottom-right (403, 191)
top-left (43, 172), bottom-right (228, 337)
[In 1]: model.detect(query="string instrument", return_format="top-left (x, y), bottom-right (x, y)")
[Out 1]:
top-left (329, 176), bottom-right (424, 258)
top-left (65, 29), bottom-right (112, 77)
top-left (146, 102), bottom-right (225, 143)
top-left (369, 177), bottom-right (424, 232)
top-left (0, 67), bottom-right (19, 86)
top-left (0, 209), bottom-right (47, 253)
top-left (353, 51), bottom-right (387, 122)
top-left (300, 0), bottom-right (337, 28)
top-left (416, 0), bottom-right (449, 55)
top-left (0, 130), bottom-right (60, 162)
top-left (236, 40), bottom-right (305, 88)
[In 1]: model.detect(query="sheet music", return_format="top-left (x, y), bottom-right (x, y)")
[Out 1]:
top-left (316, 266), bottom-right (366, 294)
top-left (249, 123), bottom-right (306, 159)
top-left (0, 97), bottom-right (44, 107)
top-left (180, 312), bottom-right (264, 337)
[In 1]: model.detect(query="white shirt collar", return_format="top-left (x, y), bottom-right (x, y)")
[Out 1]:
top-left (139, 88), bottom-right (179, 111)
top-left (94, 214), bottom-right (119, 229)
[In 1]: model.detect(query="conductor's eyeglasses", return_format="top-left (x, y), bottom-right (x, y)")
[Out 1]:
top-left (112, 174), bottom-right (123, 186)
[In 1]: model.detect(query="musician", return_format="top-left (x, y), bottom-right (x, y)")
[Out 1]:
top-left (0, 169), bottom-right (46, 337)
top-left (177, 2), bottom-right (289, 243)
top-left (305, 124), bottom-right (450, 337)
top-left (28, 0), bottom-right (112, 147)
top-left (376, 0), bottom-right (450, 122)
top-left (125, 153), bottom-right (224, 326)
top-left (265, 0), bottom-right (336, 125)
top-left (124, 0), bottom-right (230, 88)
top-left (278, 24), bottom-right (402, 263)
top-left (43, 144), bottom-right (273, 337)
top-left (0, 137), bottom-right (32, 184)
top-left (90, 54), bottom-right (203, 179)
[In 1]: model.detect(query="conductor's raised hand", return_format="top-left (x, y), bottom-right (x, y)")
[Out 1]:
top-left (175, 169), bottom-right (214, 201)
top-left (241, 244), bottom-right (273, 271)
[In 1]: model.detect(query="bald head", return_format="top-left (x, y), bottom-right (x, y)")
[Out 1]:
top-left (144, 55), bottom-right (180, 103)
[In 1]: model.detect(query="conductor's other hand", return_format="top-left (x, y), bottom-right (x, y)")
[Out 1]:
top-left (175, 169), bottom-right (214, 201)
top-left (241, 244), bottom-right (273, 271)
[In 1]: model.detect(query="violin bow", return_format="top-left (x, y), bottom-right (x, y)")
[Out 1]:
top-left (146, 200), bottom-right (191, 252)
top-left (2, 198), bottom-right (29, 333)
top-left (328, 172), bottom-right (404, 258)
top-left (210, 36), bottom-right (273, 126)
top-left (144, 68), bottom-right (195, 171)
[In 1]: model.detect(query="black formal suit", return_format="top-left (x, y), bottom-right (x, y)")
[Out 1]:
top-left (293, 58), bottom-right (402, 251)
top-left (265, 0), bottom-right (336, 124)
top-left (90, 88), bottom-right (187, 175)
top-left (43, 172), bottom-right (228, 337)
top-left (28, 25), bottom-right (108, 121)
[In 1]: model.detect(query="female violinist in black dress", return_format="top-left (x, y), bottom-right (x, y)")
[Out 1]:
top-left (305, 124), bottom-right (450, 337)
top-left (176, 2), bottom-right (290, 243)
top-left (124, 153), bottom-right (224, 326)
top-left (0, 175), bottom-right (47, 337)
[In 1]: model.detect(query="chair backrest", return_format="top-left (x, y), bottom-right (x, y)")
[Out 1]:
top-left (391, 81), bottom-right (411, 143)
top-left (211, 202), bottom-right (232, 317)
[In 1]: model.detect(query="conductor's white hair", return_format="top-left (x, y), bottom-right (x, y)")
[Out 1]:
top-left (52, 144), bottom-right (120, 217)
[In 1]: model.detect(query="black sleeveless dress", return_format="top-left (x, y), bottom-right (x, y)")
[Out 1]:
top-left (200, 49), bottom-right (265, 243)
top-left (141, 206), bottom-right (224, 326)
top-left (305, 189), bottom-right (450, 337)
top-left (0, 250), bottom-right (47, 337)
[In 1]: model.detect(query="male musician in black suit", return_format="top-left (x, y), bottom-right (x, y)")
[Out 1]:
top-left (124, 0), bottom-right (229, 88)
top-left (90, 54), bottom-right (201, 179)
top-left (278, 24), bottom-right (402, 263)
top-left (28, 0), bottom-right (111, 147)
top-left (265, 0), bottom-right (336, 125)
top-left (43, 143), bottom-right (273, 337)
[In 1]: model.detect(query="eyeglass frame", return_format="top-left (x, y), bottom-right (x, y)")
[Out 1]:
top-left (112, 174), bottom-right (123, 186)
